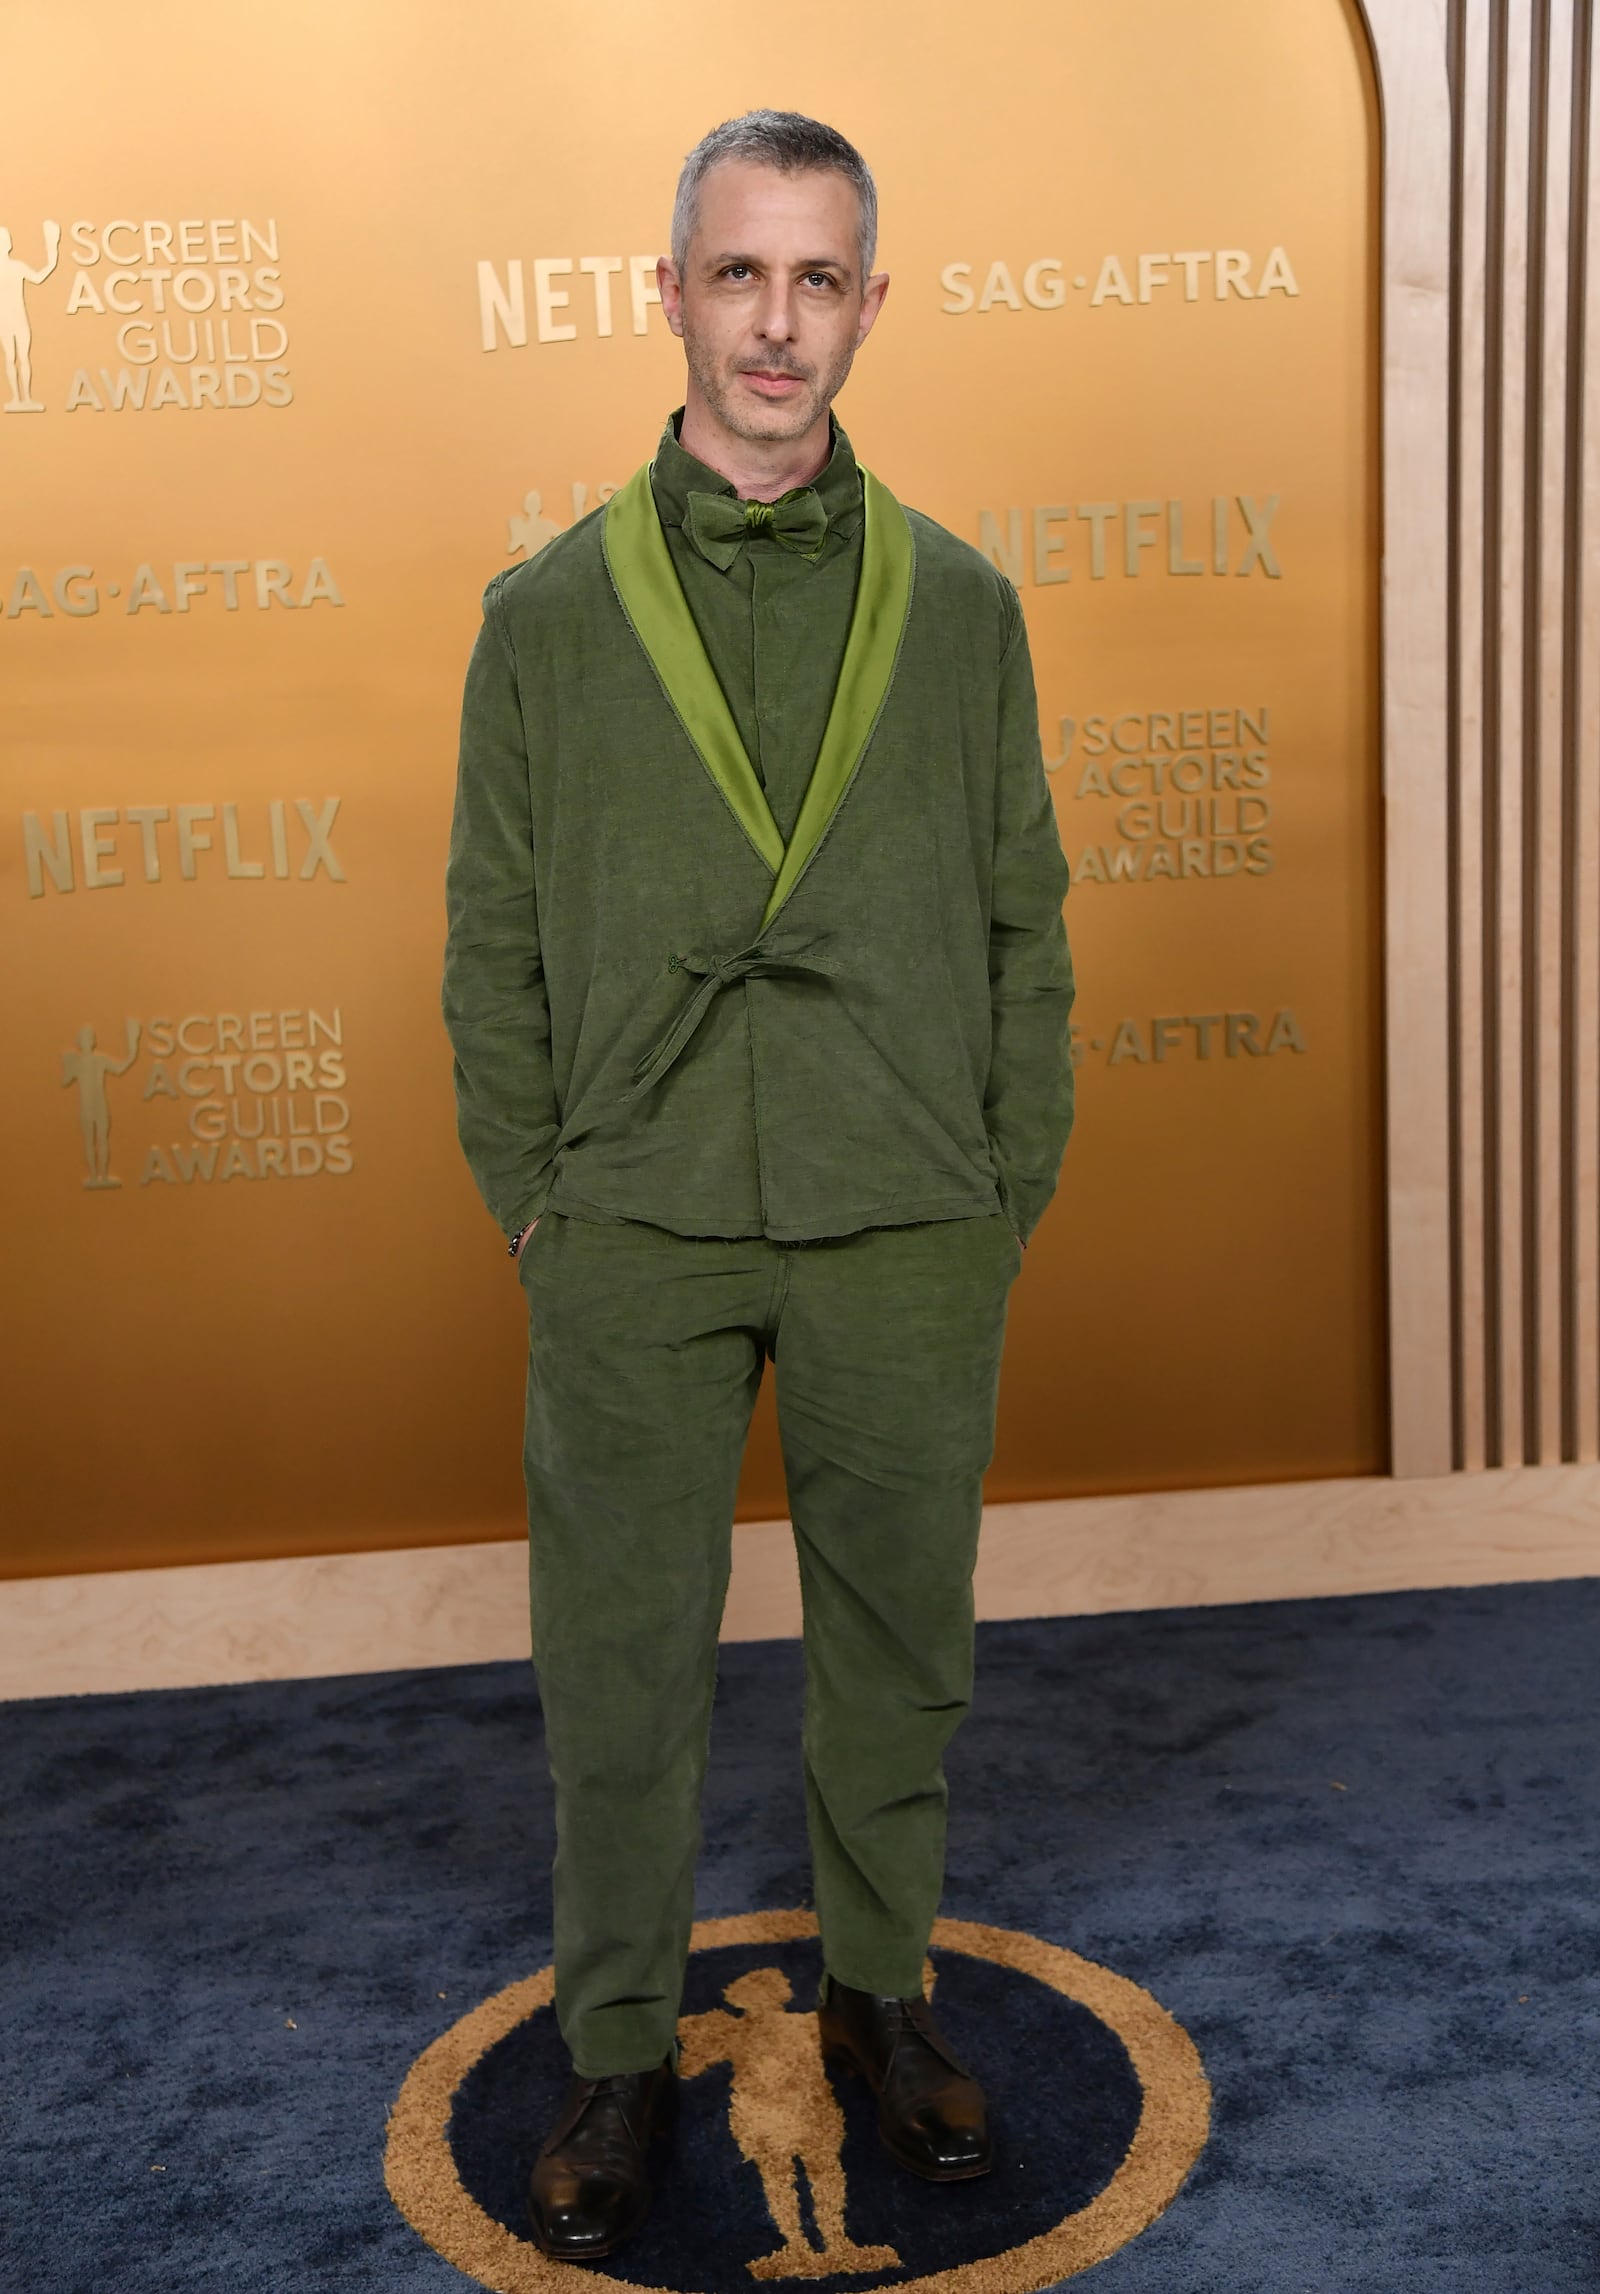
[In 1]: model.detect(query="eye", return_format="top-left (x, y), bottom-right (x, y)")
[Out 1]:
top-left (722, 263), bottom-right (753, 281)
top-left (803, 271), bottom-right (837, 290)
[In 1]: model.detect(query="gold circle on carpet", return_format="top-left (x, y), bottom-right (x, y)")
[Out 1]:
top-left (384, 1910), bottom-right (1211, 2292)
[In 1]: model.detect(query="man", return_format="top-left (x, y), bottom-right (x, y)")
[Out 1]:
top-left (443, 110), bottom-right (1074, 2261)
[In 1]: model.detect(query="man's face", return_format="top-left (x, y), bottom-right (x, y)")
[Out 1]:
top-left (659, 161), bottom-right (889, 448)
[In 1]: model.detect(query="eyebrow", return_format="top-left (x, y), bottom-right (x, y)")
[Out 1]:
top-left (705, 250), bottom-right (851, 272)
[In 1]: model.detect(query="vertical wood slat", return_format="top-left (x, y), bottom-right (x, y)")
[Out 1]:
top-left (1575, 0), bottom-right (1600, 1462)
top-left (1496, 0), bottom-right (1531, 1463)
top-left (1457, 0), bottom-right (1493, 1470)
top-left (1551, 0), bottom-right (1585, 1457)
top-left (1534, 0), bottom-right (1572, 1462)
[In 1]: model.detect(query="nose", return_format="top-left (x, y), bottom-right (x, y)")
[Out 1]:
top-left (753, 276), bottom-right (797, 346)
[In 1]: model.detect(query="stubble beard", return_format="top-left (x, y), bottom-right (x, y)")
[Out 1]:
top-left (684, 327), bottom-right (858, 448)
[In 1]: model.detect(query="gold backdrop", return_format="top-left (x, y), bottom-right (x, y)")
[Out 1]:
top-left (0, 0), bottom-right (1382, 1576)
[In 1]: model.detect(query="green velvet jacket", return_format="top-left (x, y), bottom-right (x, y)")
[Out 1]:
top-left (442, 415), bottom-right (1075, 1246)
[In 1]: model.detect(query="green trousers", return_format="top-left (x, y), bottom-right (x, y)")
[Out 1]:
top-left (518, 1210), bottom-right (1021, 2077)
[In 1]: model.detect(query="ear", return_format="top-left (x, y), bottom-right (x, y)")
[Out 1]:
top-left (657, 254), bottom-right (686, 340)
top-left (855, 269), bottom-right (890, 349)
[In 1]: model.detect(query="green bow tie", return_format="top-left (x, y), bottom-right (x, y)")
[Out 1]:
top-left (685, 487), bottom-right (829, 570)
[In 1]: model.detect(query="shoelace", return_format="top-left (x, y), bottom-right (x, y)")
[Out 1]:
top-left (556, 2070), bottom-right (660, 2160)
top-left (883, 1997), bottom-right (970, 2080)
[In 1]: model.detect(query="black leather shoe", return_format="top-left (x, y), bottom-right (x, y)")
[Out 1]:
top-left (817, 1977), bottom-right (992, 2181)
top-left (527, 2058), bottom-right (677, 2259)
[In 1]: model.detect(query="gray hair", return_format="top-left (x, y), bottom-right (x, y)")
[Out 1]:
top-left (671, 110), bottom-right (878, 281)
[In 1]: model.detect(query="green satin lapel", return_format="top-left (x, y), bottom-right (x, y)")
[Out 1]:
top-left (760, 471), bottom-right (913, 927)
top-left (602, 466), bottom-right (785, 875)
top-left (602, 463), bottom-right (916, 928)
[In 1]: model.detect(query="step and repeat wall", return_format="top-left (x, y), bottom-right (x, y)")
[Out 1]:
top-left (0, 0), bottom-right (1382, 1575)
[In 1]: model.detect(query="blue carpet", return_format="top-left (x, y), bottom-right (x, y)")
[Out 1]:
top-left (2, 1579), bottom-right (1598, 2291)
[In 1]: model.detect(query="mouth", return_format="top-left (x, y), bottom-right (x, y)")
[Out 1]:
top-left (737, 367), bottom-right (808, 399)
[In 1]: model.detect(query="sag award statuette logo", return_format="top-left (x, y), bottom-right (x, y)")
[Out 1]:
top-left (56, 1008), bottom-right (354, 1191)
top-left (506, 479), bottom-right (620, 561)
top-left (61, 1019), bottom-right (140, 1187)
top-left (1, 220), bottom-right (60, 413)
top-left (385, 1912), bottom-right (1210, 2293)
top-left (0, 215), bottom-right (292, 413)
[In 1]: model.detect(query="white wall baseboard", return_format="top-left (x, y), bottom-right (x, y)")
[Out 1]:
top-left (4, 1464), bottom-right (1598, 1702)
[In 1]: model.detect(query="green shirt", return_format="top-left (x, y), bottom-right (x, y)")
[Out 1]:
top-left (443, 412), bottom-right (1075, 1246)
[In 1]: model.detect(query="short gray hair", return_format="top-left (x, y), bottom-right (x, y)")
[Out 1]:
top-left (671, 110), bottom-right (878, 281)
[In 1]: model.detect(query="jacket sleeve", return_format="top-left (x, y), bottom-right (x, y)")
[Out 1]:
top-left (441, 573), bottom-right (561, 1240)
top-left (985, 588), bottom-right (1076, 1242)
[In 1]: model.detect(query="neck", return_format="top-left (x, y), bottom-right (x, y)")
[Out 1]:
top-left (678, 388), bottom-right (831, 502)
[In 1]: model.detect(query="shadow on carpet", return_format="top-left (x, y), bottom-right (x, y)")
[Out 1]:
top-left (2, 1579), bottom-right (1597, 2292)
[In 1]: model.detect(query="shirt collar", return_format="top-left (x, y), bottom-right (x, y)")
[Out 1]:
top-left (649, 408), bottom-right (864, 557)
